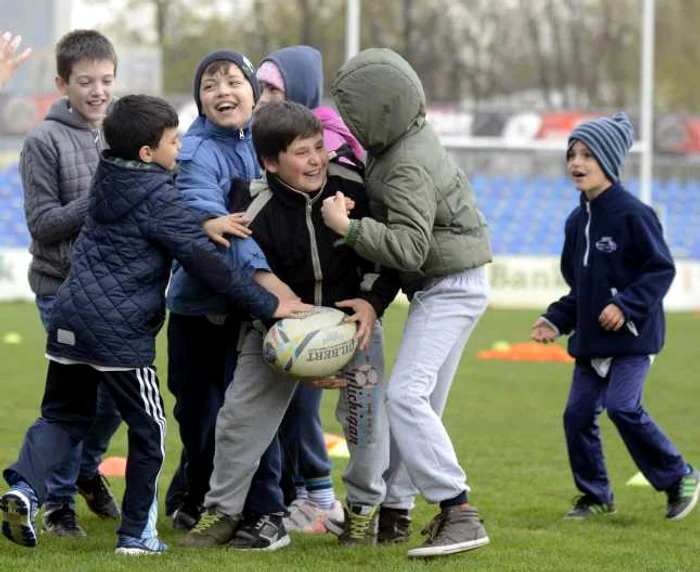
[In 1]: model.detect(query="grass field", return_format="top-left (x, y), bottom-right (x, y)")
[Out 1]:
top-left (0, 301), bottom-right (698, 571)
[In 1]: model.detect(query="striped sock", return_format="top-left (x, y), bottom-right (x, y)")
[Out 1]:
top-left (306, 476), bottom-right (335, 509)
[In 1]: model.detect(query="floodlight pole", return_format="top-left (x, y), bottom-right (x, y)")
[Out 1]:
top-left (346, 0), bottom-right (360, 62)
top-left (639, 0), bottom-right (655, 205)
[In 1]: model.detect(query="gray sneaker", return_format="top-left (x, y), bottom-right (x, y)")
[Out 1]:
top-left (407, 506), bottom-right (490, 558)
top-left (178, 510), bottom-right (240, 548)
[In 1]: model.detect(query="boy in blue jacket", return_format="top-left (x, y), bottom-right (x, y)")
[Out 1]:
top-left (0, 95), bottom-right (308, 555)
top-left (164, 49), bottom-right (276, 529)
top-left (531, 112), bottom-right (700, 521)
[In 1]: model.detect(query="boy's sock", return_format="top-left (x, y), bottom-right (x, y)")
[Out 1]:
top-left (439, 491), bottom-right (468, 510)
top-left (306, 476), bottom-right (335, 510)
top-left (293, 476), bottom-right (308, 501)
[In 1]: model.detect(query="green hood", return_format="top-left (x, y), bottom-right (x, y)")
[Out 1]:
top-left (331, 48), bottom-right (425, 155)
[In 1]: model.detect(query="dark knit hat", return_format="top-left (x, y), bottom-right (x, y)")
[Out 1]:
top-left (568, 111), bottom-right (634, 182)
top-left (193, 49), bottom-right (260, 115)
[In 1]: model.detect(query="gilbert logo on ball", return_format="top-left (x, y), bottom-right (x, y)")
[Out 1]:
top-left (263, 306), bottom-right (358, 378)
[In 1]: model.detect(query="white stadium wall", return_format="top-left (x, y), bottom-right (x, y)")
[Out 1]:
top-left (2, 248), bottom-right (699, 311)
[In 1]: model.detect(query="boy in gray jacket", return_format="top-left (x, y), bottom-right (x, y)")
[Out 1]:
top-left (19, 29), bottom-right (121, 536)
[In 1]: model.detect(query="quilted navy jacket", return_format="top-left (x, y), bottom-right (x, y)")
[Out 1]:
top-left (46, 154), bottom-right (277, 368)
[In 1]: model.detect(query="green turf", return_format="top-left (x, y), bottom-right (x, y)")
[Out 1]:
top-left (0, 301), bottom-right (698, 570)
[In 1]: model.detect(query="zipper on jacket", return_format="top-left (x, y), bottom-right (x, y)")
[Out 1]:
top-left (239, 128), bottom-right (244, 140)
top-left (583, 202), bottom-right (591, 267)
top-left (306, 199), bottom-right (324, 305)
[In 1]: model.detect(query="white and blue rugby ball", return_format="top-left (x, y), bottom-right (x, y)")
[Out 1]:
top-left (263, 306), bottom-right (358, 378)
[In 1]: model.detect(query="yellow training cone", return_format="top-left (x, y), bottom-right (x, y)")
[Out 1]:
top-left (626, 471), bottom-right (651, 487)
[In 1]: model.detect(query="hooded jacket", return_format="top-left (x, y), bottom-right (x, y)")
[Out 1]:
top-left (543, 183), bottom-right (675, 359)
top-left (166, 115), bottom-right (260, 315)
top-left (47, 155), bottom-right (276, 368)
top-left (20, 98), bottom-right (105, 296)
top-left (331, 48), bottom-right (492, 294)
top-left (260, 46), bottom-right (365, 164)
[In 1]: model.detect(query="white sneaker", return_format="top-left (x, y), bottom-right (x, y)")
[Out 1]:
top-left (284, 499), bottom-right (345, 534)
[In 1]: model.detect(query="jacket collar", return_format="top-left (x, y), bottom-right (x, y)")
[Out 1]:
top-left (266, 172), bottom-right (325, 206)
top-left (580, 181), bottom-right (625, 212)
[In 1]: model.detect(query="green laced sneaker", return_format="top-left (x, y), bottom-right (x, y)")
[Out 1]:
top-left (178, 510), bottom-right (240, 548)
top-left (564, 495), bottom-right (616, 520)
top-left (666, 468), bottom-right (700, 520)
top-left (338, 504), bottom-right (378, 545)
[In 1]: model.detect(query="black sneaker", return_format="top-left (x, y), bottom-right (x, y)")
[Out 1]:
top-left (228, 513), bottom-right (290, 551)
top-left (338, 504), bottom-right (378, 545)
top-left (76, 473), bottom-right (120, 519)
top-left (171, 501), bottom-right (202, 531)
top-left (43, 505), bottom-right (87, 538)
top-left (377, 507), bottom-right (412, 544)
top-left (564, 495), bottom-right (616, 520)
top-left (666, 468), bottom-right (700, 520)
top-left (407, 505), bottom-right (489, 558)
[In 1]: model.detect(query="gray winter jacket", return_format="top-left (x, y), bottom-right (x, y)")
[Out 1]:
top-left (20, 98), bottom-right (105, 295)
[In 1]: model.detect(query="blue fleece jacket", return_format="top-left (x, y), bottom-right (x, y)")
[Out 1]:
top-left (259, 46), bottom-right (323, 109)
top-left (543, 183), bottom-right (675, 359)
top-left (166, 116), bottom-right (262, 315)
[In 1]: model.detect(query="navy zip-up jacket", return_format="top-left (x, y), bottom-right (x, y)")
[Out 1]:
top-left (543, 183), bottom-right (675, 359)
top-left (47, 154), bottom-right (277, 369)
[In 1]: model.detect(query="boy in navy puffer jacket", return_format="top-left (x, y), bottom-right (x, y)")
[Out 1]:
top-left (0, 95), bottom-right (308, 555)
top-left (532, 112), bottom-right (699, 522)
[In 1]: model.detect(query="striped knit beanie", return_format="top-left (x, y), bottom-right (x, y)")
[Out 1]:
top-left (568, 112), bottom-right (634, 182)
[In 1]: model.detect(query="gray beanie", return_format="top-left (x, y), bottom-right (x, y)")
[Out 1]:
top-left (568, 112), bottom-right (634, 182)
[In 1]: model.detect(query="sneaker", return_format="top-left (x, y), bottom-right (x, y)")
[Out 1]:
top-left (77, 473), bottom-right (120, 519)
top-left (1, 489), bottom-right (38, 548)
top-left (377, 507), bottom-right (412, 544)
top-left (178, 510), bottom-right (240, 548)
top-left (283, 499), bottom-right (326, 534)
top-left (564, 495), bottom-right (617, 520)
top-left (171, 501), bottom-right (202, 531)
top-left (407, 505), bottom-right (490, 558)
top-left (43, 505), bottom-right (87, 538)
top-left (115, 535), bottom-right (168, 555)
top-left (666, 468), bottom-right (700, 520)
top-left (229, 513), bottom-right (290, 551)
top-left (338, 504), bottom-right (378, 545)
top-left (322, 499), bottom-right (345, 536)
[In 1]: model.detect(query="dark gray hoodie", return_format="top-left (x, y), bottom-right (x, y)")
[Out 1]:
top-left (20, 98), bottom-right (105, 295)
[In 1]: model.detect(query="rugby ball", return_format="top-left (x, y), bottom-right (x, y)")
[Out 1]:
top-left (263, 306), bottom-right (358, 378)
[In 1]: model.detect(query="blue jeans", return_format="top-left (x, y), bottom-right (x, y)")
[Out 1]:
top-left (35, 295), bottom-right (122, 510)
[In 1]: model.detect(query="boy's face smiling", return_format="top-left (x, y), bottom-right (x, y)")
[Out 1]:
top-left (147, 127), bottom-right (181, 171)
top-left (56, 58), bottom-right (115, 128)
top-left (567, 140), bottom-right (611, 200)
top-left (263, 133), bottom-right (328, 194)
top-left (199, 64), bottom-right (254, 130)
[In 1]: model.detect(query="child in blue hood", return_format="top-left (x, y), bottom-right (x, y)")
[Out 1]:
top-left (532, 111), bottom-right (699, 521)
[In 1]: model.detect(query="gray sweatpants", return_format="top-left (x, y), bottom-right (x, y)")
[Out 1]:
top-left (204, 322), bottom-right (389, 516)
top-left (384, 266), bottom-right (489, 506)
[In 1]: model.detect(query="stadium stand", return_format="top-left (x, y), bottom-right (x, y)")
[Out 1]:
top-left (0, 163), bottom-right (698, 258)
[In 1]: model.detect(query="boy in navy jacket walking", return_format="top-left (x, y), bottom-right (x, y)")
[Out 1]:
top-left (0, 95), bottom-right (308, 555)
top-left (532, 112), bottom-right (699, 521)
